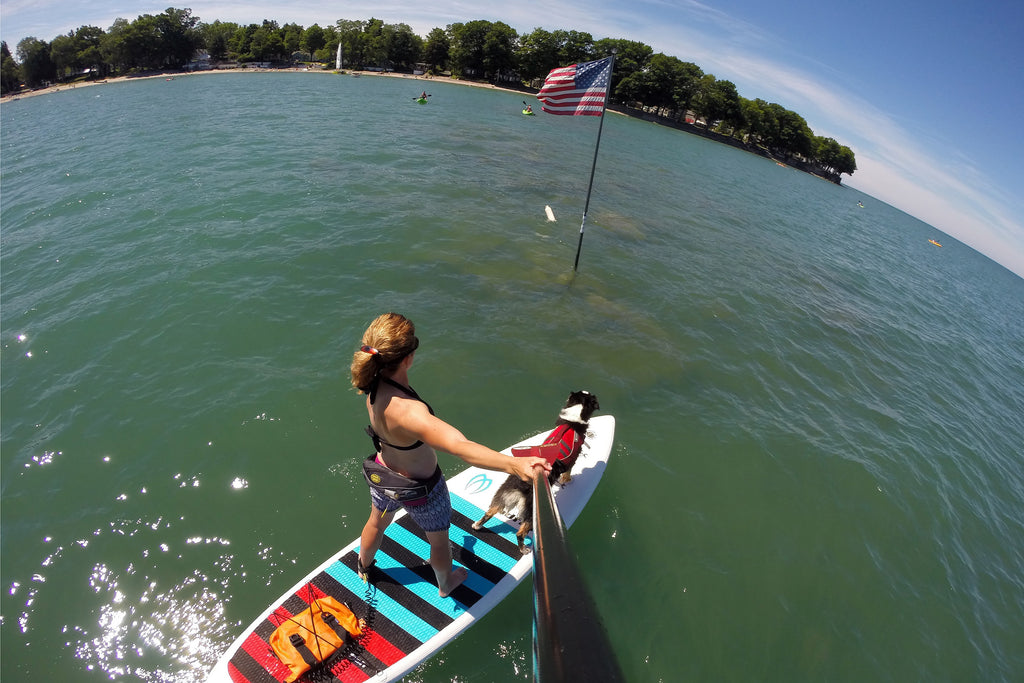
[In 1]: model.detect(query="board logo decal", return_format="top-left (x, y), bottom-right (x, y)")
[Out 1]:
top-left (465, 473), bottom-right (492, 494)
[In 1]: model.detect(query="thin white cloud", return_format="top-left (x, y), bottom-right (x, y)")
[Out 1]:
top-left (630, 29), bottom-right (1024, 276)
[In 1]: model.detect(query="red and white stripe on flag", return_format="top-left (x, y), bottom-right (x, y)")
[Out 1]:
top-left (537, 56), bottom-right (613, 116)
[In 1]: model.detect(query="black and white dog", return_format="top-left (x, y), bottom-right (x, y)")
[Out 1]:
top-left (472, 390), bottom-right (600, 554)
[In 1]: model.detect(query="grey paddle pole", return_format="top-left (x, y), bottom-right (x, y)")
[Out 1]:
top-left (530, 470), bottom-right (624, 682)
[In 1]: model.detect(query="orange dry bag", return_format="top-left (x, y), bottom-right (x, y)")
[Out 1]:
top-left (269, 595), bottom-right (362, 682)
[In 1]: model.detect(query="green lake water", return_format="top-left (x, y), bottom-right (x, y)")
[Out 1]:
top-left (2, 72), bottom-right (1022, 681)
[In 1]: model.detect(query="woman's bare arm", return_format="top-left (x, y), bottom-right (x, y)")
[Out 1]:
top-left (397, 400), bottom-right (551, 481)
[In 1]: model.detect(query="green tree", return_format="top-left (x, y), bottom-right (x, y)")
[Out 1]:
top-left (835, 145), bottom-right (857, 176)
top-left (336, 20), bottom-right (367, 68)
top-left (101, 18), bottom-right (130, 72)
top-left (360, 18), bottom-right (390, 68)
top-left (739, 97), bottom-right (767, 142)
top-left (201, 20), bottom-right (239, 61)
top-left (557, 30), bottom-right (594, 65)
top-left (1, 41), bottom-right (22, 93)
top-left (812, 136), bottom-right (856, 176)
top-left (156, 7), bottom-right (202, 67)
top-left (592, 38), bottom-right (652, 100)
top-left (517, 28), bottom-right (595, 83)
top-left (75, 26), bottom-right (106, 75)
top-left (669, 60), bottom-right (703, 120)
top-left (108, 14), bottom-right (162, 70)
top-left (245, 20), bottom-right (285, 62)
top-left (617, 53), bottom-right (696, 117)
top-left (448, 20), bottom-right (491, 77)
top-left (281, 23), bottom-right (303, 57)
top-left (759, 102), bottom-right (813, 158)
top-left (301, 24), bottom-right (326, 61)
top-left (385, 23), bottom-right (422, 70)
top-left (422, 27), bottom-right (450, 71)
top-left (691, 74), bottom-right (740, 130)
top-left (49, 32), bottom-right (79, 78)
top-left (316, 26), bottom-right (339, 63)
top-left (481, 21), bottom-right (517, 81)
top-left (227, 24), bottom-right (253, 61)
top-left (814, 136), bottom-right (842, 172)
top-left (16, 37), bottom-right (55, 86)
top-left (516, 28), bottom-right (561, 82)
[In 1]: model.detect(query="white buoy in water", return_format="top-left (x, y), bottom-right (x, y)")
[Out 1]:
top-left (545, 205), bottom-right (556, 222)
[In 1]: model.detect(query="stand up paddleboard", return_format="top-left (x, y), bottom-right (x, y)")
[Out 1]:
top-left (206, 414), bottom-right (615, 683)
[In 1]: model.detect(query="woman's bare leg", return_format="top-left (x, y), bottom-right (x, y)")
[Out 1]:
top-left (425, 528), bottom-right (467, 597)
top-left (358, 505), bottom-right (396, 576)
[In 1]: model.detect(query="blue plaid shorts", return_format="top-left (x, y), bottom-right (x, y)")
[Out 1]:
top-left (369, 474), bottom-right (452, 533)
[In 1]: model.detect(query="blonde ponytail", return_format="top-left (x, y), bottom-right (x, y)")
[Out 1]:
top-left (350, 313), bottom-right (419, 393)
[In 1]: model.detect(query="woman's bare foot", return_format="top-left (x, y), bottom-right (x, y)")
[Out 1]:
top-left (438, 566), bottom-right (468, 598)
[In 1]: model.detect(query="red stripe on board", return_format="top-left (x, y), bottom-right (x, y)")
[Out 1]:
top-left (227, 660), bottom-right (249, 683)
top-left (292, 579), bottom-right (408, 670)
top-left (240, 580), bottom-right (415, 683)
top-left (268, 605), bottom-right (292, 628)
top-left (359, 629), bottom-right (406, 667)
top-left (331, 661), bottom-right (370, 683)
top-left (295, 583), bottom-right (328, 604)
top-left (240, 630), bottom-right (291, 682)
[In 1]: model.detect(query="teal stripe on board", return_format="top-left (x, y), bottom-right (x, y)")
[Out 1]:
top-left (383, 523), bottom-right (496, 597)
top-left (370, 532), bottom-right (473, 618)
top-left (448, 497), bottom-right (522, 570)
top-left (323, 561), bottom-right (436, 644)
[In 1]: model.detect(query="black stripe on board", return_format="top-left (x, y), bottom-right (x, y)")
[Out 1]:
top-left (389, 511), bottom-right (512, 598)
top-left (447, 511), bottom-right (524, 582)
top-left (337, 548), bottom-right (455, 633)
top-left (378, 533), bottom-right (484, 608)
top-left (394, 509), bottom-right (520, 586)
top-left (228, 643), bottom-right (277, 683)
top-left (450, 506), bottom-right (524, 560)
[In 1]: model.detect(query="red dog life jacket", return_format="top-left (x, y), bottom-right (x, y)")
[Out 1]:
top-left (512, 423), bottom-right (579, 465)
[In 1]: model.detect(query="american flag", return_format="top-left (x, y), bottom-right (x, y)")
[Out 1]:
top-left (537, 56), bottom-right (613, 116)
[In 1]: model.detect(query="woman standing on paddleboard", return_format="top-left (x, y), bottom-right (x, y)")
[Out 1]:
top-left (351, 313), bottom-right (550, 598)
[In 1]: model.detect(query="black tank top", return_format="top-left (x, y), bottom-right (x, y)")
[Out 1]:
top-left (366, 377), bottom-right (435, 451)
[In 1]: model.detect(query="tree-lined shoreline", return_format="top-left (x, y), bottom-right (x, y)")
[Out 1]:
top-left (1, 10), bottom-right (856, 182)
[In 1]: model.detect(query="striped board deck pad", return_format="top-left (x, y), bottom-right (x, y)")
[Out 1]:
top-left (206, 414), bottom-right (615, 683)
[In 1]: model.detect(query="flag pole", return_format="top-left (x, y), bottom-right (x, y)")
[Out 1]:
top-left (573, 52), bottom-right (615, 272)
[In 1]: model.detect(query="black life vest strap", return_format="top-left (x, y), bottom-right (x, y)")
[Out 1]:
top-left (289, 633), bottom-right (319, 668)
top-left (366, 377), bottom-right (436, 451)
top-left (322, 612), bottom-right (353, 645)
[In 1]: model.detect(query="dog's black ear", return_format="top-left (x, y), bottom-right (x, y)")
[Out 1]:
top-left (565, 390), bottom-right (588, 407)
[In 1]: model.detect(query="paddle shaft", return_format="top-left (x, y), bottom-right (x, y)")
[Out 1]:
top-left (531, 470), bottom-right (624, 682)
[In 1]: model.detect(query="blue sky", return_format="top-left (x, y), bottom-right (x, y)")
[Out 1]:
top-left (3, 0), bottom-right (1022, 277)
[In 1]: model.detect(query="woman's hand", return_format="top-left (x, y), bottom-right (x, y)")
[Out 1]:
top-left (509, 455), bottom-right (551, 482)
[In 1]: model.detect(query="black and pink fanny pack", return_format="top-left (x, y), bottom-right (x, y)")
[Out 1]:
top-left (362, 455), bottom-right (442, 506)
